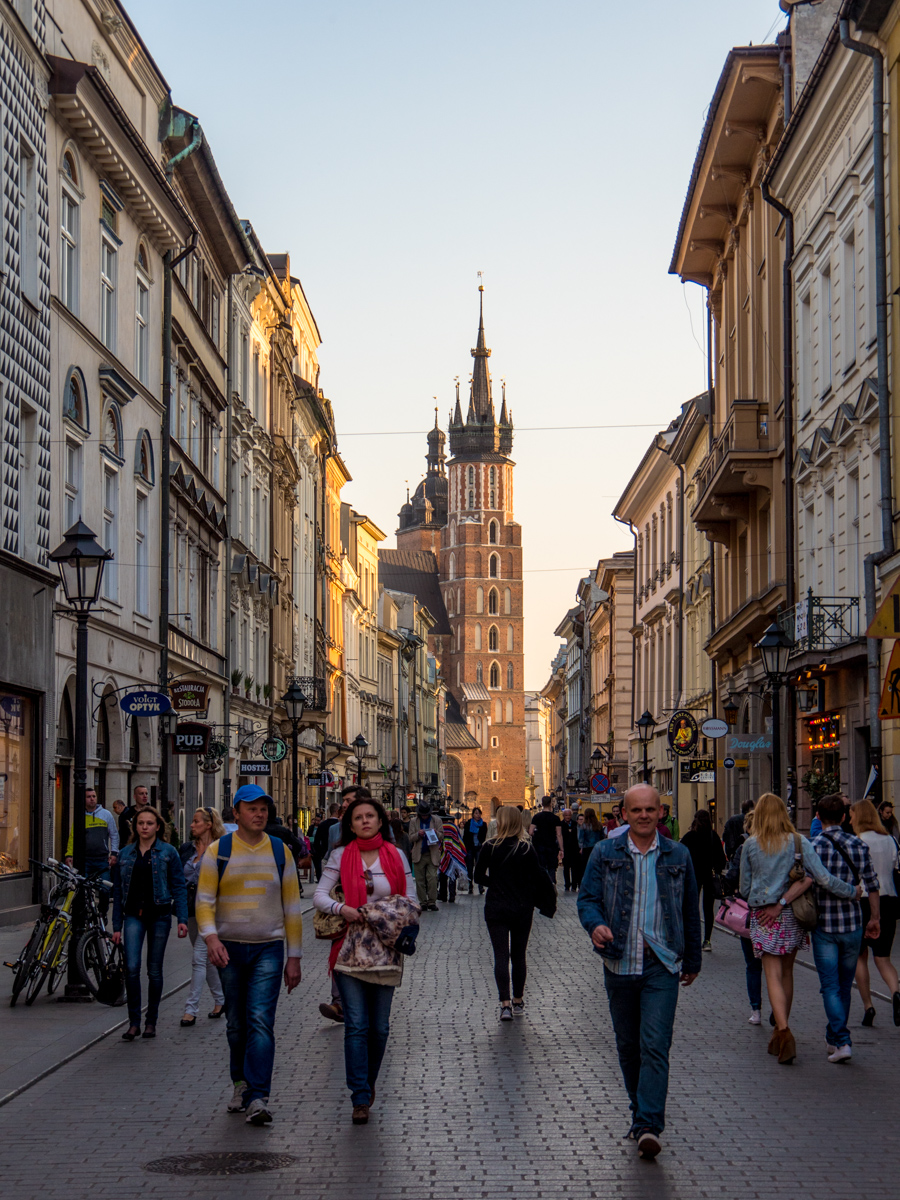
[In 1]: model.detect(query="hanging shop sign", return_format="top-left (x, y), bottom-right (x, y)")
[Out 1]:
top-left (119, 690), bottom-right (171, 716)
top-left (878, 641), bottom-right (900, 719)
top-left (807, 711), bottom-right (841, 748)
top-left (262, 737), bottom-right (288, 763)
top-left (170, 681), bottom-right (212, 716)
top-left (866, 577), bottom-right (900, 638)
top-left (172, 722), bottom-right (212, 755)
top-left (239, 760), bottom-right (272, 776)
top-left (667, 710), bottom-right (699, 757)
top-left (726, 733), bottom-right (772, 755)
top-left (700, 718), bottom-right (728, 739)
top-left (680, 758), bottom-right (716, 784)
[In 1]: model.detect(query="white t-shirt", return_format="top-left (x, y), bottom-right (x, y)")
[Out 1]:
top-left (859, 830), bottom-right (898, 898)
top-left (314, 846), bottom-right (414, 915)
top-left (607, 823), bottom-right (630, 839)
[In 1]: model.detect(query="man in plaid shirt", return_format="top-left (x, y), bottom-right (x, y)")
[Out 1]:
top-left (811, 793), bottom-right (878, 1063)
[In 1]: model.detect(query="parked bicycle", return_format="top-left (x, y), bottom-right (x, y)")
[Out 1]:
top-left (5, 858), bottom-right (120, 1006)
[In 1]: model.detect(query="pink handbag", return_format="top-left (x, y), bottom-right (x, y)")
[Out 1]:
top-left (715, 897), bottom-right (752, 938)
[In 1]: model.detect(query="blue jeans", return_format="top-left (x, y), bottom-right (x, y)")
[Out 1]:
top-left (603, 955), bottom-right (681, 1137)
top-left (335, 972), bottom-right (395, 1106)
top-left (219, 940), bottom-right (284, 1104)
top-left (811, 927), bottom-right (863, 1048)
top-left (740, 935), bottom-right (763, 1009)
top-left (123, 914), bottom-right (171, 1027)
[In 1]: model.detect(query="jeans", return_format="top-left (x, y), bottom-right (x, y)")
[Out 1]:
top-left (219, 940), bottom-right (284, 1104)
top-left (466, 850), bottom-right (483, 891)
top-left (335, 971), bottom-right (395, 1106)
top-left (438, 872), bottom-right (457, 902)
top-left (740, 934), bottom-right (763, 1009)
top-left (413, 857), bottom-right (438, 906)
top-left (184, 917), bottom-right (224, 1017)
top-left (123, 914), bottom-right (171, 1028)
top-left (486, 912), bottom-right (534, 1001)
top-left (604, 954), bottom-right (681, 1137)
top-left (811, 926), bottom-right (864, 1048)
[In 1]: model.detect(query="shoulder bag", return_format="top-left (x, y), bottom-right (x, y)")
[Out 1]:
top-left (313, 881), bottom-right (346, 941)
top-left (890, 837), bottom-right (900, 895)
top-left (788, 832), bottom-right (819, 931)
top-left (715, 896), bottom-right (751, 938)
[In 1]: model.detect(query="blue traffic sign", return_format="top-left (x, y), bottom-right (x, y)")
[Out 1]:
top-left (119, 690), bottom-right (171, 716)
top-left (723, 757), bottom-right (736, 770)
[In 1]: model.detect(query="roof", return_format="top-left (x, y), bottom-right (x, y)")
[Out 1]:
top-left (460, 682), bottom-right (491, 703)
top-left (378, 550), bottom-right (451, 635)
top-left (445, 723), bottom-right (481, 750)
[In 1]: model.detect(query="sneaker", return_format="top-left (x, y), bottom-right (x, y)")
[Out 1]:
top-left (319, 1002), bottom-right (344, 1024)
top-left (827, 1044), bottom-right (852, 1064)
top-left (512, 1000), bottom-right (525, 1016)
top-left (227, 1083), bottom-right (247, 1113)
top-left (748, 1010), bottom-right (761, 1025)
top-left (499, 1005), bottom-right (513, 1022)
top-left (702, 939), bottom-right (712, 952)
top-left (245, 1097), bottom-right (273, 1125)
top-left (637, 1131), bottom-right (662, 1159)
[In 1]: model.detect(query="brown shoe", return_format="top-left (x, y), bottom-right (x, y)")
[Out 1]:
top-left (767, 1029), bottom-right (782, 1056)
top-left (319, 1002), bottom-right (344, 1024)
top-left (352, 1104), bottom-right (369, 1125)
top-left (777, 1028), bottom-right (796, 1065)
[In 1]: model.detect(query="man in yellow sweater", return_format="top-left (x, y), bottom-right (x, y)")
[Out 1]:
top-left (196, 784), bottom-right (303, 1125)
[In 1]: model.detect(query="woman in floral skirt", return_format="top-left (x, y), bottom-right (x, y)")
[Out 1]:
top-left (740, 793), bottom-right (859, 1064)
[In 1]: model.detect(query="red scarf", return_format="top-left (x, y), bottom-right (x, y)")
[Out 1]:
top-left (328, 834), bottom-right (407, 972)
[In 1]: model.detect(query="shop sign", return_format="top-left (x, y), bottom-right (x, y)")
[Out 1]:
top-left (700, 718), bottom-right (728, 739)
top-left (680, 758), bottom-right (715, 784)
top-left (262, 737), bottom-right (287, 763)
top-left (667, 710), bottom-right (698, 757)
top-left (240, 760), bottom-right (272, 776)
top-left (726, 733), bottom-right (772, 755)
top-left (170, 681), bottom-right (211, 715)
top-left (172, 722), bottom-right (211, 755)
top-left (807, 711), bottom-right (841, 748)
top-left (119, 690), bottom-right (171, 716)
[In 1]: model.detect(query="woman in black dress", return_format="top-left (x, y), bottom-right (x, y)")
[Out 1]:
top-left (680, 809), bottom-right (726, 952)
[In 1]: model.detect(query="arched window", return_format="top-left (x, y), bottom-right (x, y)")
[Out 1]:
top-left (135, 243), bottom-right (150, 385)
top-left (489, 466), bottom-right (495, 486)
top-left (507, 662), bottom-right (514, 689)
top-left (474, 623), bottom-right (482, 650)
top-left (504, 587), bottom-right (511, 614)
top-left (467, 489), bottom-right (474, 509)
top-left (476, 586), bottom-right (484, 613)
top-left (449, 520), bottom-right (456, 545)
top-left (488, 588), bottom-right (499, 615)
top-left (490, 488), bottom-right (495, 508)
top-left (489, 520), bottom-right (498, 544)
top-left (494, 699), bottom-right (502, 724)
top-left (489, 554), bottom-right (499, 578)
top-left (507, 625), bottom-right (513, 651)
top-left (488, 625), bottom-right (498, 651)
top-left (448, 553), bottom-right (456, 580)
top-left (101, 403), bottom-right (122, 459)
top-left (476, 661), bottom-right (483, 684)
top-left (506, 699), bottom-right (513, 723)
top-left (468, 466), bottom-right (475, 486)
top-left (489, 661), bottom-right (500, 689)
top-left (135, 430), bottom-right (154, 485)
top-left (60, 151), bottom-right (80, 313)
top-left (63, 368), bottom-right (88, 428)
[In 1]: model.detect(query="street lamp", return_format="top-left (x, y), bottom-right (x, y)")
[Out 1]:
top-left (554, 784), bottom-right (564, 808)
top-left (388, 761), bottom-right (400, 806)
top-left (723, 692), bottom-right (740, 727)
top-left (352, 733), bottom-right (369, 785)
top-left (281, 679), bottom-right (307, 832)
top-left (50, 520), bottom-right (113, 1000)
top-left (756, 621), bottom-right (794, 795)
top-left (590, 745), bottom-right (606, 775)
top-left (565, 771), bottom-right (576, 793)
top-left (636, 709), bottom-right (655, 784)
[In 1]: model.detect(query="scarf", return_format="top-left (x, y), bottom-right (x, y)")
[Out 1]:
top-left (329, 834), bottom-right (407, 972)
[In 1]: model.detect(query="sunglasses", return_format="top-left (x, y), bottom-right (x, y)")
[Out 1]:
top-left (364, 868), bottom-right (374, 896)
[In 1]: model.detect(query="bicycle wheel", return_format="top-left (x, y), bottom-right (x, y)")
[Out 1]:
top-left (76, 928), bottom-right (122, 1003)
top-left (45, 921), bottom-right (71, 995)
top-left (9, 922), bottom-right (44, 1007)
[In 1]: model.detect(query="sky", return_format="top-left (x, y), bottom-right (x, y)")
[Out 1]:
top-left (128, 0), bottom-right (786, 689)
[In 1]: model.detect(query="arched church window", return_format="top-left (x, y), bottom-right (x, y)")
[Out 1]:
top-left (476, 661), bottom-right (483, 684)
top-left (489, 554), bottom-right (498, 578)
top-left (504, 587), bottom-right (511, 614)
top-left (489, 466), bottom-right (495, 485)
top-left (474, 623), bottom-right (482, 650)
top-left (507, 625), bottom-right (513, 651)
top-left (507, 662), bottom-right (514, 689)
top-left (467, 489), bottom-right (474, 509)
top-left (488, 625), bottom-right (498, 651)
top-left (506, 699), bottom-right (513, 722)
top-left (489, 520), bottom-right (498, 544)
top-left (468, 466), bottom-right (474, 486)
top-left (489, 661), bottom-right (500, 689)
top-left (494, 699), bottom-right (502, 723)
top-left (448, 553), bottom-right (456, 580)
top-left (488, 588), bottom-right (498, 615)
top-left (476, 586), bottom-right (483, 613)
top-left (490, 489), bottom-right (495, 508)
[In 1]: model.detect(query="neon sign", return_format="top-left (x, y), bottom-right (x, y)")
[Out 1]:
top-left (807, 712), bottom-right (840, 752)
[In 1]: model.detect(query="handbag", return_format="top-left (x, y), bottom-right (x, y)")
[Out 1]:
top-left (788, 833), bottom-right (818, 930)
top-left (890, 837), bottom-right (900, 896)
top-left (711, 873), bottom-right (725, 900)
top-left (313, 881), bottom-right (346, 941)
top-left (95, 942), bottom-right (126, 1006)
top-left (715, 896), bottom-right (751, 938)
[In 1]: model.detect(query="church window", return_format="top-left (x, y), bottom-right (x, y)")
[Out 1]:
top-left (488, 588), bottom-right (498, 615)
top-left (449, 520), bottom-right (456, 545)
top-left (468, 466), bottom-right (475, 486)
top-left (468, 489), bottom-right (474, 509)
top-left (507, 625), bottom-right (513, 651)
top-left (507, 662), bottom-right (514, 689)
top-left (489, 466), bottom-right (495, 485)
top-left (448, 553), bottom-right (456, 580)
top-left (506, 699), bottom-right (513, 722)
top-left (476, 586), bottom-right (483, 613)
top-left (489, 661), bottom-right (500, 689)
top-left (504, 587), bottom-right (511, 614)
top-left (490, 489), bottom-right (495, 508)
top-left (494, 700), bottom-right (502, 724)
top-left (474, 623), bottom-right (482, 650)
top-left (489, 554), bottom-right (499, 578)
top-left (489, 520), bottom-right (498, 544)
top-left (476, 661), bottom-right (483, 684)
top-left (488, 625), bottom-right (498, 651)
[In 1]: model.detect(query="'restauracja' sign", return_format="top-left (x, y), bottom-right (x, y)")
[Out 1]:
top-left (170, 681), bottom-right (211, 714)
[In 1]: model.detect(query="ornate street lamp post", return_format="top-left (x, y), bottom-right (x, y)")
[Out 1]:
top-left (281, 680), bottom-right (307, 832)
top-left (352, 733), bottom-right (369, 786)
top-left (756, 622), bottom-right (793, 796)
top-left (636, 710), bottom-right (656, 785)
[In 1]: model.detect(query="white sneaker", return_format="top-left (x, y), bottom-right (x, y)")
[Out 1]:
top-left (748, 1010), bottom-right (761, 1025)
top-left (827, 1044), bottom-right (852, 1064)
top-left (227, 1083), bottom-right (247, 1113)
top-left (245, 1097), bottom-right (273, 1124)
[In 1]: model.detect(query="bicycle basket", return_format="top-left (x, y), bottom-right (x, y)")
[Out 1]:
top-left (95, 944), bottom-right (126, 1007)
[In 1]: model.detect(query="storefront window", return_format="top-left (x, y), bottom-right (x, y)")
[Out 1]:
top-left (0, 691), bottom-right (32, 875)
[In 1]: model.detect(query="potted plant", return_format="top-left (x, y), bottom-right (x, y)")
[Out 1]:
top-left (801, 767), bottom-right (841, 803)
top-left (244, 674), bottom-right (253, 698)
top-left (230, 669), bottom-right (243, 694)
top-left (263, 683), bottom-right (272, 704)
top-left (255, 683), bottom-right (262, 703)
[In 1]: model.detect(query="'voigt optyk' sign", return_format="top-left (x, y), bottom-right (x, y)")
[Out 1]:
top-left (119, 690), bottom-right (171, 716)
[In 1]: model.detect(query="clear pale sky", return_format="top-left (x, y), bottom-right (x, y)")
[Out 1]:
top-left (128, 0), bottom-right (785, 689)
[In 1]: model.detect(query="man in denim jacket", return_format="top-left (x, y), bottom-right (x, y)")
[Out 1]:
top-left (578, 784), bottom-right (701, 1161)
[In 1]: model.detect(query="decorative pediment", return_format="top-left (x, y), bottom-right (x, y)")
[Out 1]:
top-left (854, 376), bottom-right (878, 424)
top-left (830, 403), bottom-right (858, 446)
top-left (807, 426), bottom-right (834, 467)
top-left (794, 447), bottom-right (813, 482)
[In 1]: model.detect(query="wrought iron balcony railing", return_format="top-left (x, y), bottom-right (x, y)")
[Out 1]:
top-left (778, 591), bottom-right (861, 657)
top-left (289, 676), bottom-right (328, 711)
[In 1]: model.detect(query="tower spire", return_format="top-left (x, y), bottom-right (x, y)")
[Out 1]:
top-left (470, 282), bottom-right (493, 421)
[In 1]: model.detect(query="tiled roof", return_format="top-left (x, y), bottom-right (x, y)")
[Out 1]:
top-left (461, 682), bottom-right (491, 703)
top-left (445, 722), bottom-right (480, 750)
top-left (378, 549), bottom-right (450, 635)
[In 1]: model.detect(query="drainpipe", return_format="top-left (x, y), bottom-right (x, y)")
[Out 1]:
top-left (613, 514), bottom-right (638, 781)
top-left (703, 290), bottom-right (719, 797)
top-left (840, 15), bottom-right (894, 802)
top-left (222, 276), bottom-right (235, 811)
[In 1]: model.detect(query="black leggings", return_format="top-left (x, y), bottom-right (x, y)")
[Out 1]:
top-left (699, 879), bottom-right (716, 941)
top-left (486, 913), bottom-right (534, 1002)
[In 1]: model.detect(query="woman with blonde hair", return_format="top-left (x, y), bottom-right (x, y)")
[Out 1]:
top-left (740, 792), bottom-right (857, 1064)
top-left (474, 805), bottom-right (557, 1021)
top-left (850, 799), bottom-right (900, 1026)
top-left (179, 807), bottom-right (227, 1026)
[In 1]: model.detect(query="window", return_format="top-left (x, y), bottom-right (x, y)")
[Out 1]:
top-left (488, 625), bottom-right (498, 651)
top-left (507, 662), bottom-right (514, 689)
top-left (468, 466), bottom-right (474, 486)
top-left (64, 437), bottom-right (82, 528)
top-left (476, 661), bottom-right (483, 684)
top-left (489, 662), bottom-right (500, 689)
top-left (488, 587), bottom-right (498, 615)
top-left (474, 623), bottom-right (482, 650)
top-left (820, 269), bottom-right (832, 393)
top-left (491, 735), bottom-right (498, 748)
top-left (135, 248), bottom-right (150, 384)
top-left (507, 625), bottom-right (513, 651)
top-left (190, 390), bottom-right (200, 463)
top-left (60, 158), bottom-right (79, 313)
top-left (253, 345), bottom-right (261, 421)
top-left (137, 431), bottom-right (153, 484)
top-left (491, 770), bottom-right (499, 782)
top-left (0, 690), bottom-right (33, 873)
top-left (448, 553), bottom-right (456, 580)
top-left (100, 234), bottom-right (117, 351)
top-left (489, 554), bottom-right (498, 578)
top-left (843, 235), bottom-right (856, 370)
top-left (468, 489), bottom-right (474, 509)
top-left (799, 291), bottom-right (811, 418)
top-left (19, 142), bottom-right (37, 306)
top-left (102, 468), bottom-right (118, 600)
top-left (240, 330), bottom-right (249, 401)
top-left (489, 520), bottom-right (498, 544)
top-left (211, 290), bottom-right (220, 348)
top-left (506, 699), bottom-right (513, 723)
top-left (102, 404), bottom-right (121, 458)
top-left (63, 369), bottom-right (87, 428)
top-left (135, 492), bottom-right (148, 615)
top-left (476, 586), bottom-right (483, 613)
top-left (490, 488), bottom-right (495, 508)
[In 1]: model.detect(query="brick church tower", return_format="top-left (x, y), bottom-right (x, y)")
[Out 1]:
top-left (395, 288), bottom-right (525, 811)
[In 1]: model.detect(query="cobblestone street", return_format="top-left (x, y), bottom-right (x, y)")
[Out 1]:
top-left (1, 888), bottom-right (899, 1199)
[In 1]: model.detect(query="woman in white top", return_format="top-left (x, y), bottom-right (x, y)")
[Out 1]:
top-left (851, 800), bottom-right (900, 1026)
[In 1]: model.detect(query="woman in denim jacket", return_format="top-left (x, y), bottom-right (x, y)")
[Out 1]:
top-left (113, 806), bottom-right (188, 1041)
top-left (740, 793), bottom-right (857, 1064)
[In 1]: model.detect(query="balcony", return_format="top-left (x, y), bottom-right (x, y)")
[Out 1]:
top-left (691, 401), bottom-right (774, 535)
top-left (291, 676), bottom-right (328, 710)
top-left (779, 593), bottom-right (861, 657)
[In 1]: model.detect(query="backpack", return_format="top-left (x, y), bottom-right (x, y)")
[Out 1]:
top-left (216, 833), bottom-right (286, 884)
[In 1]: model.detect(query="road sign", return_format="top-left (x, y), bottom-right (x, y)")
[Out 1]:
top-left (591, 772), bottom-right (610, 794)
top-left (723, 756), bottom-right (736, 770)
top-left (172, 723), bottom-right (211, 755)
top-left (867, 576), bottom-right (900, 638)
top-left (700, 718), bottom-right (728, 739)
top-left (878, 641), bottom-right (900, 718)
top-left (240, 760), bottom-right (272, 776)
top-left (119, 690), bottom-right (171, 716)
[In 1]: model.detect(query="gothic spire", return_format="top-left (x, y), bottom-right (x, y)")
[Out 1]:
top-left (470, 285), bottom-right (493, 421)
top-left (499, 378), bottom-right (509, 425)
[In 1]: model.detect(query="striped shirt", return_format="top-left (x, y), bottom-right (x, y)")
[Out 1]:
top-left (605, 834), bottom-right (680, 976)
